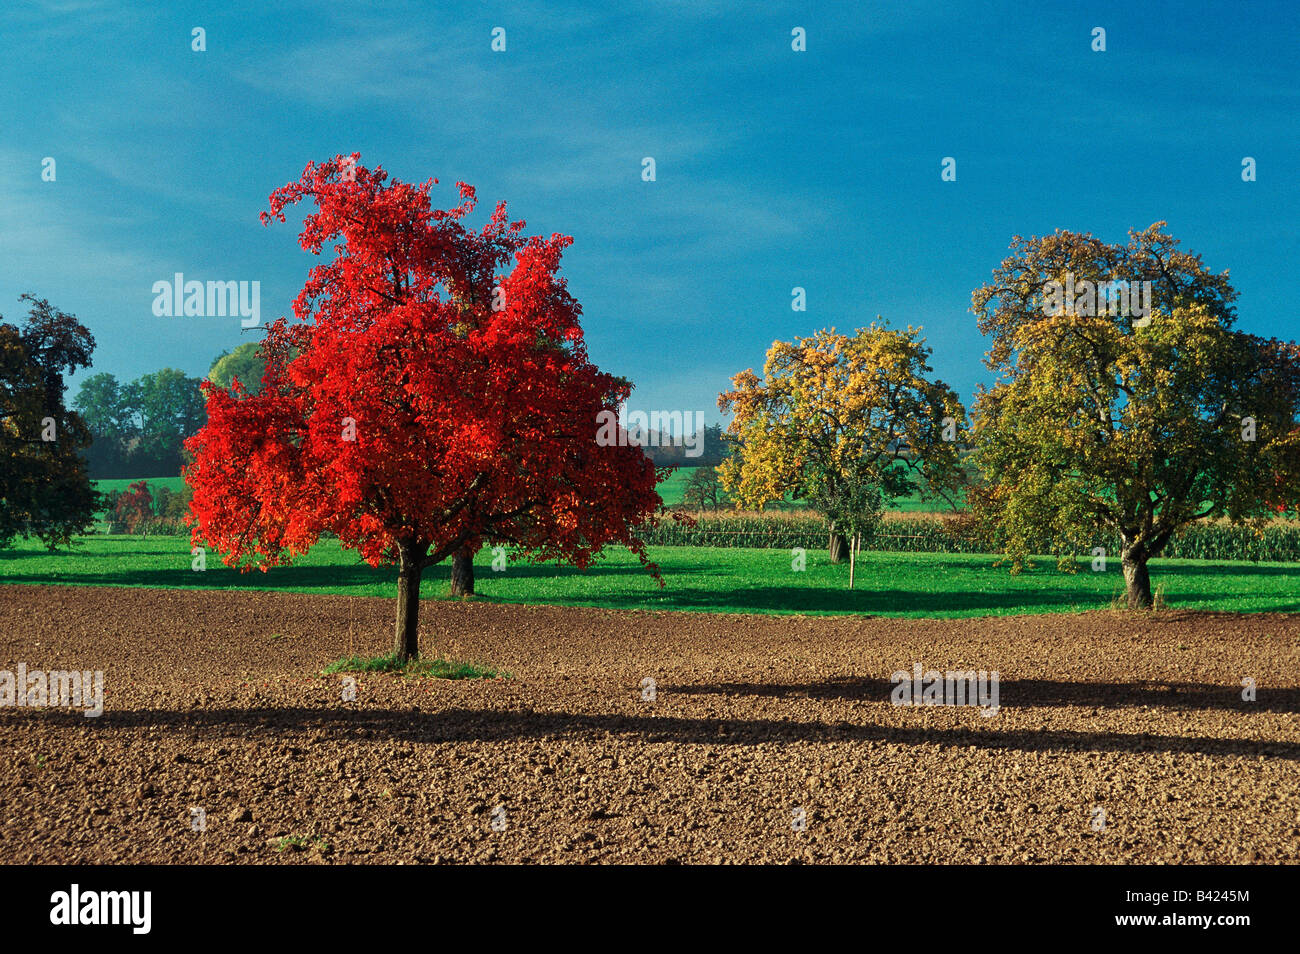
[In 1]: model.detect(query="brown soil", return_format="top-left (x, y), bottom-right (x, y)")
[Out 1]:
top-left (1, 584), bottom-right (1297, 864)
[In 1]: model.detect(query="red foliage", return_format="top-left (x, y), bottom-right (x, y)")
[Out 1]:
top-left (184, 155), bottom-right (664, 586)
top-left (113, 480), bottom-right (154, 534)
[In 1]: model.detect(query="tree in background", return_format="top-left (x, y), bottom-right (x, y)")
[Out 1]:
top-left (681, 465), bottom-right (730, 510)
top-left (970, 224), bottom-right (1300, 608)
top-left (718, 324), bottom-right (966, 564)
top-left (71, 372), bottom-right (130, 475)
top-left (641, 423), bottom-right (729, 467)
top-left (110, 480), bottom-right (154, 534)
top-left (129, 369), bottom-right (206, 474)
top-left (74, 368), bottom-right (206, 478)
top-left (152, 484), bottom-right (193, 523)
top-left (99, 481), bottom-right (192, 534)
top-left (186, 155), bottom-right (666, 661)
top-left (0, 295), bottom-right (98, 548)
top-left (701, 424), bottom-right (729, 466)
top-left (208, 342), bottom-right (267, 395)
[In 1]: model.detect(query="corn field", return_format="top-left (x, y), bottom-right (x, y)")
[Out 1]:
top-left (643, 511), bottom-right (1300, 562)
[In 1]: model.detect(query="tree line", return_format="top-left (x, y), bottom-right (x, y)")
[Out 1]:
top-left (72, 369), bottom-right (205, 478)
top-left (1, 306), bottom-right (269, 545)
top-left (73, 342), bottom-right (267, 478)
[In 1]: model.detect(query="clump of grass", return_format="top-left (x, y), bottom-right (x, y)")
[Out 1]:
top-left (322, 652), bottom-right (506, 680)
top-left (1152, 585), bottom-right (1168, 611)
top-left (276, 834), bottom-right (331, 853)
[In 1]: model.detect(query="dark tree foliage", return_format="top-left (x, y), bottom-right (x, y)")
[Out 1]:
top-left (0, 295), bottom-right (99, 548)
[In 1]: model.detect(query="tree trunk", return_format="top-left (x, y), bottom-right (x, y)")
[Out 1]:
top-left (450, 545), bottom-right (475, 597)
top-left (828, 527), bottom-right (848, 564)
top-left (394, 556), bottom-right (423, 662)
top-left (1121, 543), bottom-right (1153, 610)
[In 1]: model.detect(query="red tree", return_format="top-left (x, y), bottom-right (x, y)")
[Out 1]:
top-left (184, 155), bottom-right (665, 660)
top-left (112, 480), bottom-right (154, 534)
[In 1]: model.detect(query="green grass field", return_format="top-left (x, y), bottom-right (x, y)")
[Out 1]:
top-left (91, 476), bottom-right (187, 496)
top-left (4, 535), bottom-right (1297, 617)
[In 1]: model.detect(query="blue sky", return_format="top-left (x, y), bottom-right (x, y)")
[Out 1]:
top-left (2, 0), bottom-right (1296, 425)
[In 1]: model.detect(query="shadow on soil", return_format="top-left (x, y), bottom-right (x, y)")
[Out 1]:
top-left (22, 694), bottom-right (1300, 761)
top-left (486, 585), bottom-right (1300, 615)
top-left (0, 557), bottom-right (675, 594)
top-left (676, 677), bottom-right (1300, 713)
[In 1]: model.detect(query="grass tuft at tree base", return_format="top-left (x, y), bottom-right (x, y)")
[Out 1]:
top-left (322, 652), bottom-right (506, 680)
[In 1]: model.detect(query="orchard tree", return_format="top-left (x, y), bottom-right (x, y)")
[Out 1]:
top-left (0, 295), bottom-right (98, 548)
top-left (718, 324), bottom-right (966, 563)
top-left (681, 465), bottom-right (729, 511)
top-left (971, 224), bottom-right (1300, 608)
top-left (111, 480), bottom-right (154, 534)
top-left (185, 155), bottom-right (665, 661)
top-left (208, 342), bottom-right (267, 395)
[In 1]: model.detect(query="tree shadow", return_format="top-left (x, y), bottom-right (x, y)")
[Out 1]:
top-left (8, 546), bottom-right (1300, 616)
top-left (480, 581), bottom-right (1300, 615)
top-left (440, 562), bottom-right (715, 581)
top-left (18, 705), bottom-right (1300, 761)
top-left (0, 556), bottom-right (700, 592)
top-left (5, 564), bottom-right (397, 593)
top-left (677, 677), bottom-right (1300, 713)
top-left (1151, 562), bottom-right (1300, 577)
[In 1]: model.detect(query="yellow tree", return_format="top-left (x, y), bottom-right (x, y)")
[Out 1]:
top-left (971, 225), bottom-right (1300, 608)
top-left (718, 323), bottom-right (966, 565)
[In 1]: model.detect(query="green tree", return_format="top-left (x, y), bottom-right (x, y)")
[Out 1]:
top-left (970, 224), bottom-right (1300, 608)
top-left (73, 372), bottom-right (136, 477)
top-left (701, 423), bottom-right (729, 465)
top-left (127, 368), bottom-right (206, 475)
top-left (208, 342), bottom-right (267, 395)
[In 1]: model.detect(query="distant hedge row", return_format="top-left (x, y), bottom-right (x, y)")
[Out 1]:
top-left (94, 510), bottom-right (1300, 562)
top-left (642, 512), bottom-right (1300, 562)
top-left (109, 519), bottom-right (193, 536)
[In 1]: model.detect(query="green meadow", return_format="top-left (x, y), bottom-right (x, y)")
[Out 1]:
top-left (4, 535), bottom-right (1297, 617)
top-left (91, 476), bottom-right (187, 496)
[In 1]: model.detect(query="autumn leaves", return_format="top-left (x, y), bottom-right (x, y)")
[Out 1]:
top-left (719, 224), bottom-right (1300, 606)
top-left (186, 156), bottom-right (664, 660)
